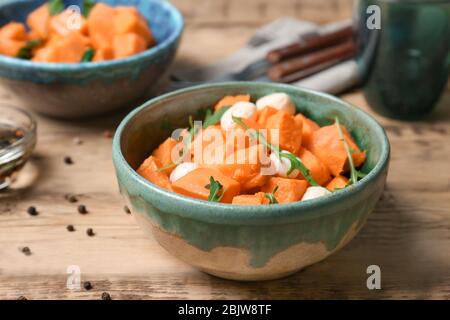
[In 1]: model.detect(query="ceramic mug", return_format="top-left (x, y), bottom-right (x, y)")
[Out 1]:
top-left (355, 0), bottom-right (450, 119)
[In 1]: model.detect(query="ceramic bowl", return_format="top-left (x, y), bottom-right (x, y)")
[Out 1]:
top-left (0, 0), bottom-right (183, 119)
top-left (112, 82), bottom-right (390, 281)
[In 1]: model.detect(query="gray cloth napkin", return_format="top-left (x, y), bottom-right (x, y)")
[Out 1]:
top-left (173, 17), bottom-right (361, 95)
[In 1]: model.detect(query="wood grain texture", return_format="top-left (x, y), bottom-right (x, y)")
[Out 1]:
top-left (1, 0), bottom-right (450, 300)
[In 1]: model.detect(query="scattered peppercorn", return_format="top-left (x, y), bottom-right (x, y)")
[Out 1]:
top-left (83, 281), bottom-right (93, 290)
top-left (64, 156), bottom-right (73, 165)
top-left (65, 194), bottom-right (78, 203)
top-left (77, 204), bottom-right (88, 214)
top-left (18, 296), bottom-right (27, 300)
top-left (21, 246), bottom-right (31, 256)
top-left (86, 228), bottom-right (95, 237)
top-left (101, 292), bottom-right (112, 300)
top-left (27, 206), bottom-right (38, 216)
top-left (123, 205), bottom-right (131, 214)
top-left (66, 225), bottom-right (75, 232)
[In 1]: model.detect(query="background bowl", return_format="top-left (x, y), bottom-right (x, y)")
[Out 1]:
top-left (0, 0), bottom-right (183, 119)
top-left (112, 82), bottom-right (390, 281)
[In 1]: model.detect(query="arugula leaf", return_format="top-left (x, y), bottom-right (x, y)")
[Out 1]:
top-left (80, 48), bottom-right (95, 62)
top-left (264, 186), bottom-right (279, 204)
top-left (232, 116), bottom-right (319, 186)
top-left (82, 0), bottom-right (95, 17)
top-left (48, 0), bottom-right (64, 16)
top-left (206, 176), bottom-right (224, 202)
top-left (203, 106), bottom-right (231, 129)
top-left (334, 116), bottom-right (366, 186)
top-left (16, 39), bottom-right (42, 60)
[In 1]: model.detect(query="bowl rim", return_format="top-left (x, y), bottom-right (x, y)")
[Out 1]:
top-left (113, 82), bottom-right (390, 225)
top-left (0, 0), bottom-right (184, 72)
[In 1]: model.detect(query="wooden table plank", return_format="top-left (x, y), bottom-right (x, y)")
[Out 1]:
top-left (1, 0), bottom-right (449, 299)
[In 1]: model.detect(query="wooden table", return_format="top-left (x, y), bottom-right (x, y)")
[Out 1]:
top-left (1, 0), bottom-right (449, 300)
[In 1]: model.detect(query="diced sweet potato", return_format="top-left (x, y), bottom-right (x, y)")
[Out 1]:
top-left (191, 125), bottom-right (226, 164)
top-left (265, 111), bottom-right (302, 154)
top-left (326, 175), bottom-right (349, 191)
top-left (0, 22), bottom-right (28, 57)
top-left (172, 168), bottom-right (240, 203)
top-left (306, 123), bottom-right (366, 176)
top-left (232, 192), bottom-right (269, 205)
top-left (152, 137), bottom-right (180, 174)
top-left (297, 148), bottom-right (332, 186)
top-left (114, 6), bottom-right (154, 47)
top-left (294, 113), bottom-right (320, 147)
top-left (113, 33), bottom-right (146, 59)
top-left (93, 46), bottom-right (114, 61)
top-left (214, 94), bottom-right (251, 111)
top-left (257, 106), bottom-right (278, 128)
top-left (49, 10), bottom-right (89, 37)
top-left (261, 177), bottom-right (308, 204)
top-left (0, 22), bottom-right (27, 41)
top-left (137, 156), bottom-right (172, 191)
top-left (26, 4), bottom-right (50, 39)
top-left (33, 32), bottom-right (89, 63)
top-left (87, 3), bottom-right (116, 49)
top-left (212, 144), bottom-right (269, 192)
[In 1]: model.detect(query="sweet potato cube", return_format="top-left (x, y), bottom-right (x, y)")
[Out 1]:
top-left (232, 192), bottom-right (269, 205)
top-left (212, 144), bottom-right (269, 192)
top-left (326, 175), bottom-right (349, 191)
top-left (137, 156), bottom-right (172, 191)
top-left (297, 148), bottom-right (332, 186)
top-left (257, 106), bottom-right (278, 127)
top-left (93, 46), bottom-right (114, 61)
top-left (114, 6), bottom-right (155, 46)
top-left (261, 177), bottom-right (307, 204)
top-left (265, 111), bottom-right (302, 154)
top-left (49, 10), bottom-right (89, 37)
top-left (113, 33), bottom-right (146, 59)
top-left (32, 32), bottom-right (89, 63)
top-left (172, 168), bottom-right (240, 203)
top-left (0, 22), bottom-right (27, 41)
top-left (26, 4), bottom-right (50, 39)
top-left (294, 113), bottom-right (320, 147)
top-left (213, 94), bottom-right (251, 111)
top-left (87, 3), bottom-right (116, 49)
top-left (152, 137), bottom-right (180, 174)
top-left (306, 123), bottom-right (366, 176)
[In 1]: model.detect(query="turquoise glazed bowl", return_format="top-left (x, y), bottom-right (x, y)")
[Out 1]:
top-left (112, 82), bottom-right (390, 281)
top-left (0, 0), bottom-right (183, 119)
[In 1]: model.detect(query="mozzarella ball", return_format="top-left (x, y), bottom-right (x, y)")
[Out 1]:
top-left (256, 92), bottom-right (296, 114)
top-left (269, 152), bottom-right (299, 178)
top-left (301, 186), bottom-right (331, 201)
top-left (169, 162), bottom-right (199, 183)
top-left (220, 102), bottom-right (257, 131)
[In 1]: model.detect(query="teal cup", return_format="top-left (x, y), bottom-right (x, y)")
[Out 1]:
top-left (356, 0), bottom-right (450, 119)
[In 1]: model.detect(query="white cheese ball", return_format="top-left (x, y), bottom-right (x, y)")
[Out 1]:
top-left (301, 186), bottom-right (331, 201)
top-left (169, 162), bottom-right (199, 183)
top-left (269, 152), bottom-right (300, 178)
top-left (220, 102), bottom-right (257, 131)
top-left (256, 93), bottom-right (296, 115)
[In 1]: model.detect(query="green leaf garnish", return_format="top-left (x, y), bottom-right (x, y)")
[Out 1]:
top-left (232, 116), bottom-right (319, 186)
top-left (82, 0), bottom-right (95, 17)
top-left (16, 39), bottom-right (42, 60)
top-left (80, 48), bottom-right (95, 62)
top-left (206, 176), bottom-right (224, 202)
top-left (264, 186), bottom-right (279, 204)
top-left (203, 106), bottom-right (231, 129)
top-left (334, 116), bottom-right (366, 186)
top-left (48, 0), bottom-right (64, 16)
